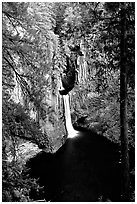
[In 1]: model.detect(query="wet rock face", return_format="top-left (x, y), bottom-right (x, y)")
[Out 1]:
top-left (59, 88), bottom-right (72, 95)
top-left (59, 68), bottom-right (76, 96)
top-left (26, 129), bottom-right (121, 202)
top-left (59, 46), bottom-right (83, 96)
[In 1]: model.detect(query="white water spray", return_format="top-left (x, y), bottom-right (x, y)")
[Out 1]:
top-left (63, 94), bottom-right (78, 138)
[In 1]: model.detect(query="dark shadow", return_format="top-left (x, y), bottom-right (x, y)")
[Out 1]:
top-left (26, 128), bottom-right (122, 201)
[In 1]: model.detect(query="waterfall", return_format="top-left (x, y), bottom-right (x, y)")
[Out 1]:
top-left (63, 94), bottom-right (78, 138)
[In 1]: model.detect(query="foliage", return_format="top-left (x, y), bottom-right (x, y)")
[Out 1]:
top-left (2, 158), bottom-right (44, 202)
top-left (2, 2), bottom-right (135, 202)
top-left (3, 2), bottom-right (59, 119)
top-left (67, 2), bottom-right (134, 147)
top-left (2, 2), bottom-right (58, 201)
top-left (2, 97), bottom-right (49, 201)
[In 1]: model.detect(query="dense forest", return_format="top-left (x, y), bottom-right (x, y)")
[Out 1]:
top-left (2, 2), bottom-right (135, 202)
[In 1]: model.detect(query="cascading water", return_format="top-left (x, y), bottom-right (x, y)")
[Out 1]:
top-left (63, 94), bottom-right (78, 138)
top-left (25, 45), bottom-right (122, 202)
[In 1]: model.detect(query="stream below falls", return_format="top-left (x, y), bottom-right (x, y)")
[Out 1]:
top-left (26, 129), bottom-right (122, 202)
top-left (25, 94), bottom-right (124, 201)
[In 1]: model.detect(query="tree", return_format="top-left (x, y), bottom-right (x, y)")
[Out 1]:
top-left (120, 3), bottom-right (129, 201)
top-left (2, 3), bottom-right (58, 201)
top-left (56, 3), bottom-right (134, 200)
top-left (2, 2), bottom-right (135, 201)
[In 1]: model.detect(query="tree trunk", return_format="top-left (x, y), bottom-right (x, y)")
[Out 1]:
top-left (120, 3), bottom-right (130, 201)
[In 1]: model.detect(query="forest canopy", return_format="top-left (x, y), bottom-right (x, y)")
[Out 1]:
top-left (2, 2), bottom-right (135, 202)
